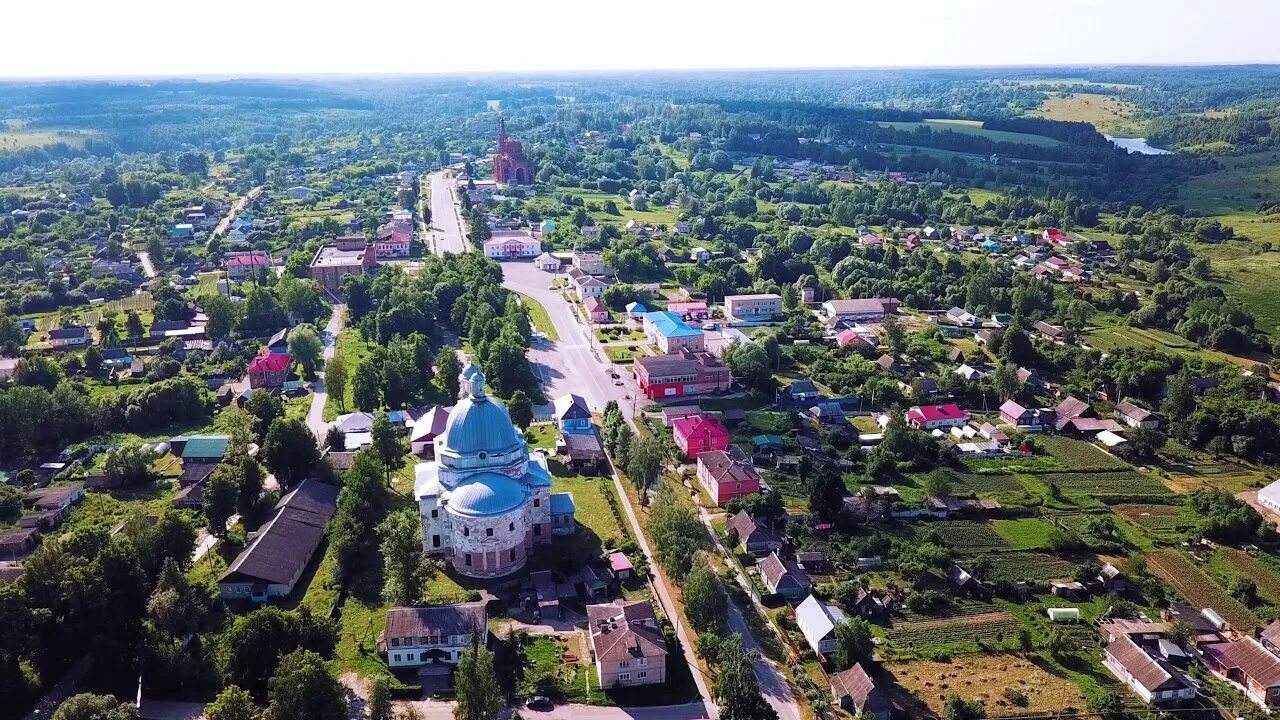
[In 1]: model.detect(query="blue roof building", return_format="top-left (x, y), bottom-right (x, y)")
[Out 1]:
top-left (643, 310), bottom-right (706, 354)
top-left (625, 302), bottom-right (648, 317)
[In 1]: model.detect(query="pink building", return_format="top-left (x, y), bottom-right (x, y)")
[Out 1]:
top-left (696, 446), bottom-right (761, 506)
top-left (673, 414), bottom-right (730, 458)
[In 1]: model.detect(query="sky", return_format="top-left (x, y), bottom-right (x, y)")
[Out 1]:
top-left (5, 0), bottom-right (1280, 78)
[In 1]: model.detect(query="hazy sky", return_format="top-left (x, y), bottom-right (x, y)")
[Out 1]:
top-left (5, 0), bottom-right (1280, 78)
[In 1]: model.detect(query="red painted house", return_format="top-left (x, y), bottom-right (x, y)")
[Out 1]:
top-left (672, 414), bottom-right (730, 459)
top-left (696, 445), bottom-right (761, 506)
top-left (905, 403), bottom-right (969, 430)
top-left (248, 351), bottom-right (291, 389)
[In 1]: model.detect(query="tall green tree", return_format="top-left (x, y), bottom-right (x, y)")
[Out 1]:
top-left (626, 436), bottom-right (663, 498)
top-left (265, 651), bottom-right (346, 720)
top-left (508, 390), bottom-right (533, 430)
top-left (206, 686), bottom-right (260, 720)
top-left (379, 509), bottom-right (436, 606)
top-left (714, 635), bottom-right (778, 720)
top-left (371, 413), bottom-right (405, 486)
top-left (205, 464), bottom-right (241, 538)
top-left (261, 418), bottom-right (319, 488)
top-left (52, 694), bottom-right (139, 720)
top-left (353, 360), bottom-right (381, 411)
top-left (454, 634), bottom-right (501, 720)
top-left (833, 618), bottom-right (875, 671)
top-left (287, 324), bottom-right (324, 380)
top-left (324, 355), bottom-right (348, 411)
top-left (683, 560), bottom-right (727, 634)
top-left (436, 348), bottom-right (462, 401)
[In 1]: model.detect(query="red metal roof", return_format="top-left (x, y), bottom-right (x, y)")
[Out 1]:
top-left (907, 403), bottom-right (966, 423)
top-left (249, 352), bottom-right (291, 373)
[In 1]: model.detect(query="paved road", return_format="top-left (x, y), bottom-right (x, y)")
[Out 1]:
top-left (305, 304), bottom-right (346, 443)
top-left (427, 170), bottom-right (469, 255)
top-left (137, 251), bottom-right (157, 279)
top-left (212, 185), bottom-right (264, 238)
top-left (500, 260), bottom-right (641, 419)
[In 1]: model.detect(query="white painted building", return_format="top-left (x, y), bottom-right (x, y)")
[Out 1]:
top-left (382, 603), bottom-right (487, 668)
top-left (483, 231), bottom-right (542, 259)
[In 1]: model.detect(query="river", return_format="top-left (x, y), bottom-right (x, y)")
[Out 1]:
top-left (1104, 135), bottom-right (1173, 155)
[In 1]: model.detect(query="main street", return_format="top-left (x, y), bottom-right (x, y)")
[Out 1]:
top-left (426, 170), bottom-right (469, 255)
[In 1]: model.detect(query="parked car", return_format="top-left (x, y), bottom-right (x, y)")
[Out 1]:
top-left (525, 696), bottom-right (553, 711)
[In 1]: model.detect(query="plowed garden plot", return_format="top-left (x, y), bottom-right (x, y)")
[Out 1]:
top-left (1219, 548), bottom-right (1280, 602)
top-left (932, 521), bottom-right (1009, 550)
top-left (1038, 472), bottom-right (1172, 500)
top-left (885, 611), bottom-right (1022, 657)
top-left (1149, 551), bottom-right (1259, 631)
top-left (983, 552), bottom-right (1079, 583)
top-left (951, 474), bottom-right (1025, 494)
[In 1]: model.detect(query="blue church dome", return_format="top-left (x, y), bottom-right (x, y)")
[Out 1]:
top-left (448, 474), bottom-right (526, 516)
top-left (440, 365), bottom-right (523, 455)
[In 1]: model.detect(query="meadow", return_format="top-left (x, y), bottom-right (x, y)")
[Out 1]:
top-left (878, 119), bottom-right (1063, 147)
top-left (1025, 92), bottom-right (1144, 137)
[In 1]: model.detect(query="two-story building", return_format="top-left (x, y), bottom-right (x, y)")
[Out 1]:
top-left (310, 236), bottom-right (376, 293)
top-left (249, 351), bottom-right (291, 389)
top-left (587, 601), bottom-right (668, 688)
top-left (672, 414), bottom-right (730, 458)
top-left (634, 351), bottom-right (732, 400)
top-left (696, 445), bottom-right (761, 506)
top-left (724, 294), bottom-right (782, 321)
top-left (381, 602), bottom-right (488, 668)
top-left (643, 311), bottom-right (705, 354)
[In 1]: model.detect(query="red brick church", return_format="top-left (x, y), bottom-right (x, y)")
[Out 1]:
top-left (493, 118), bottom-right (532, 184)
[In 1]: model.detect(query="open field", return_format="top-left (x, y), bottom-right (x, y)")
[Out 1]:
top-left (1034, 471), bottom-right (1172, 501)
top-left (992, 518), bottom-right (1056, 550)
top-left (890, 653), bottom-right (1090, 717)
top-left (0, 121), bottom-right (97, 151)
top-left (878, 119), bottom-right (1063, 147)
top-left (1181, 151), bottom-right (1280, 216)
top-left (931, 521), bottom-right (1008, 550)
top-left (1026, 92), bottom-right (1144, 136)
top-left (1213, 548), bottom-right (1280, 605)
top-left (1148, 550), bottom-right (1260, 631)
top-left (1200, 242), bottom-right (1280, 336)
top-left (554, 188), bottom-right (682, 227)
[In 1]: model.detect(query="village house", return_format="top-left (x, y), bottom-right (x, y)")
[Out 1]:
top-left (225, 252), bottom-right (272, 280)
top-left (795, 594), bottom-right (847, 658)
top-left (409, 406), bottom-right (451, 455)
top-left (696, 445), bottom-right (761, 507)
top-left (587, 600), bottom-right (668, 688)
top-left (1034, 321), bottom-right (1066, 343)
top-left (1115, 401), bottom-right (1160, 429)
top-left (1258, 478), bottom-right (1280, 517)
top-left (634, 351), bottom-right (732, 400)
top-left (1200, 635), bottom-right (1280, 706)
top-left (583, 296), bottom-right (609, 323)
top-left (217, 479), bottom-right (339, 603)
top-left (822, 297), bottom-right (901, 322)
top-left (382, 602), bottom-right (488, 668)
top-left (248, 351), bottom-right (291, 389)
top-left (667, 301), bottom-right (709, 321)
top-left (999, 399), bottom-right (1052, 430)
top-left (572, 251), bottom-right (608, 276)
top-left (905, 403), bottom-right (969, 431)
top-left (724, 293), bottom-right (783, 321)
top-left (725, 510), bottom-right (784, 555)
top-left (48, 326), bottom-right (90, 349)
top-left (830, 664), bottom-right (891, 720)
top-left (776, 378), bottom-right (820, 406)
top-left (574, 275), bottom-right (610, 302)
top-left (1101, 622), bottom-right (1196, 706)
top-left (554, 393), bottom-right (592, 434)
top-left (672, 414), bottom-right (730, 458)
top-left (946, 307), bottom-right (979, 327)
top-left (0, 529), bottom-right (41, 560)
top-left (759, 551), bottom-right (811, 599)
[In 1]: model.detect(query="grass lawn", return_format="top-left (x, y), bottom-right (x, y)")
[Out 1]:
top-left (525, 423), bottom-right (560, 454)
top-left (517, 635), bottom-right (608, 705)
top-left (548, 462), bottom-right (630, 548)
top-left (992, 518), bottom-right (1056, 550)
top-left (878, 119), bottom-right (1064, 147)
top-left (889, 653), bottom-right (1092, 717)
top-left (0, 126), bottom-right (97, 151)
top-left (604, 345), bottom-right (646, 363)
top-left (324, 329), bottom-right (372, 421)
top-left (515, 292), bottom-right (560, 341)
top-left (554, 188), bottom-right (682, 227)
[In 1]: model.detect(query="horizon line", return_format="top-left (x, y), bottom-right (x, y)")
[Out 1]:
top-left (3, 60), bottom-right (1280, 83)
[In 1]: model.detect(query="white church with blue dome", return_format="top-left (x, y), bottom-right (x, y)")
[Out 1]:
top-left (415, 364), bottom-right (575, 579)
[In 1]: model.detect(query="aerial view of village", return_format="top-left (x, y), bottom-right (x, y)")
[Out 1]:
top-left (10, 4), bottom-right (1280, 720)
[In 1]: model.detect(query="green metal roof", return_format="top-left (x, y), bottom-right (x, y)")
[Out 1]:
top-left (179, 435), bottom-right (229, 460)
